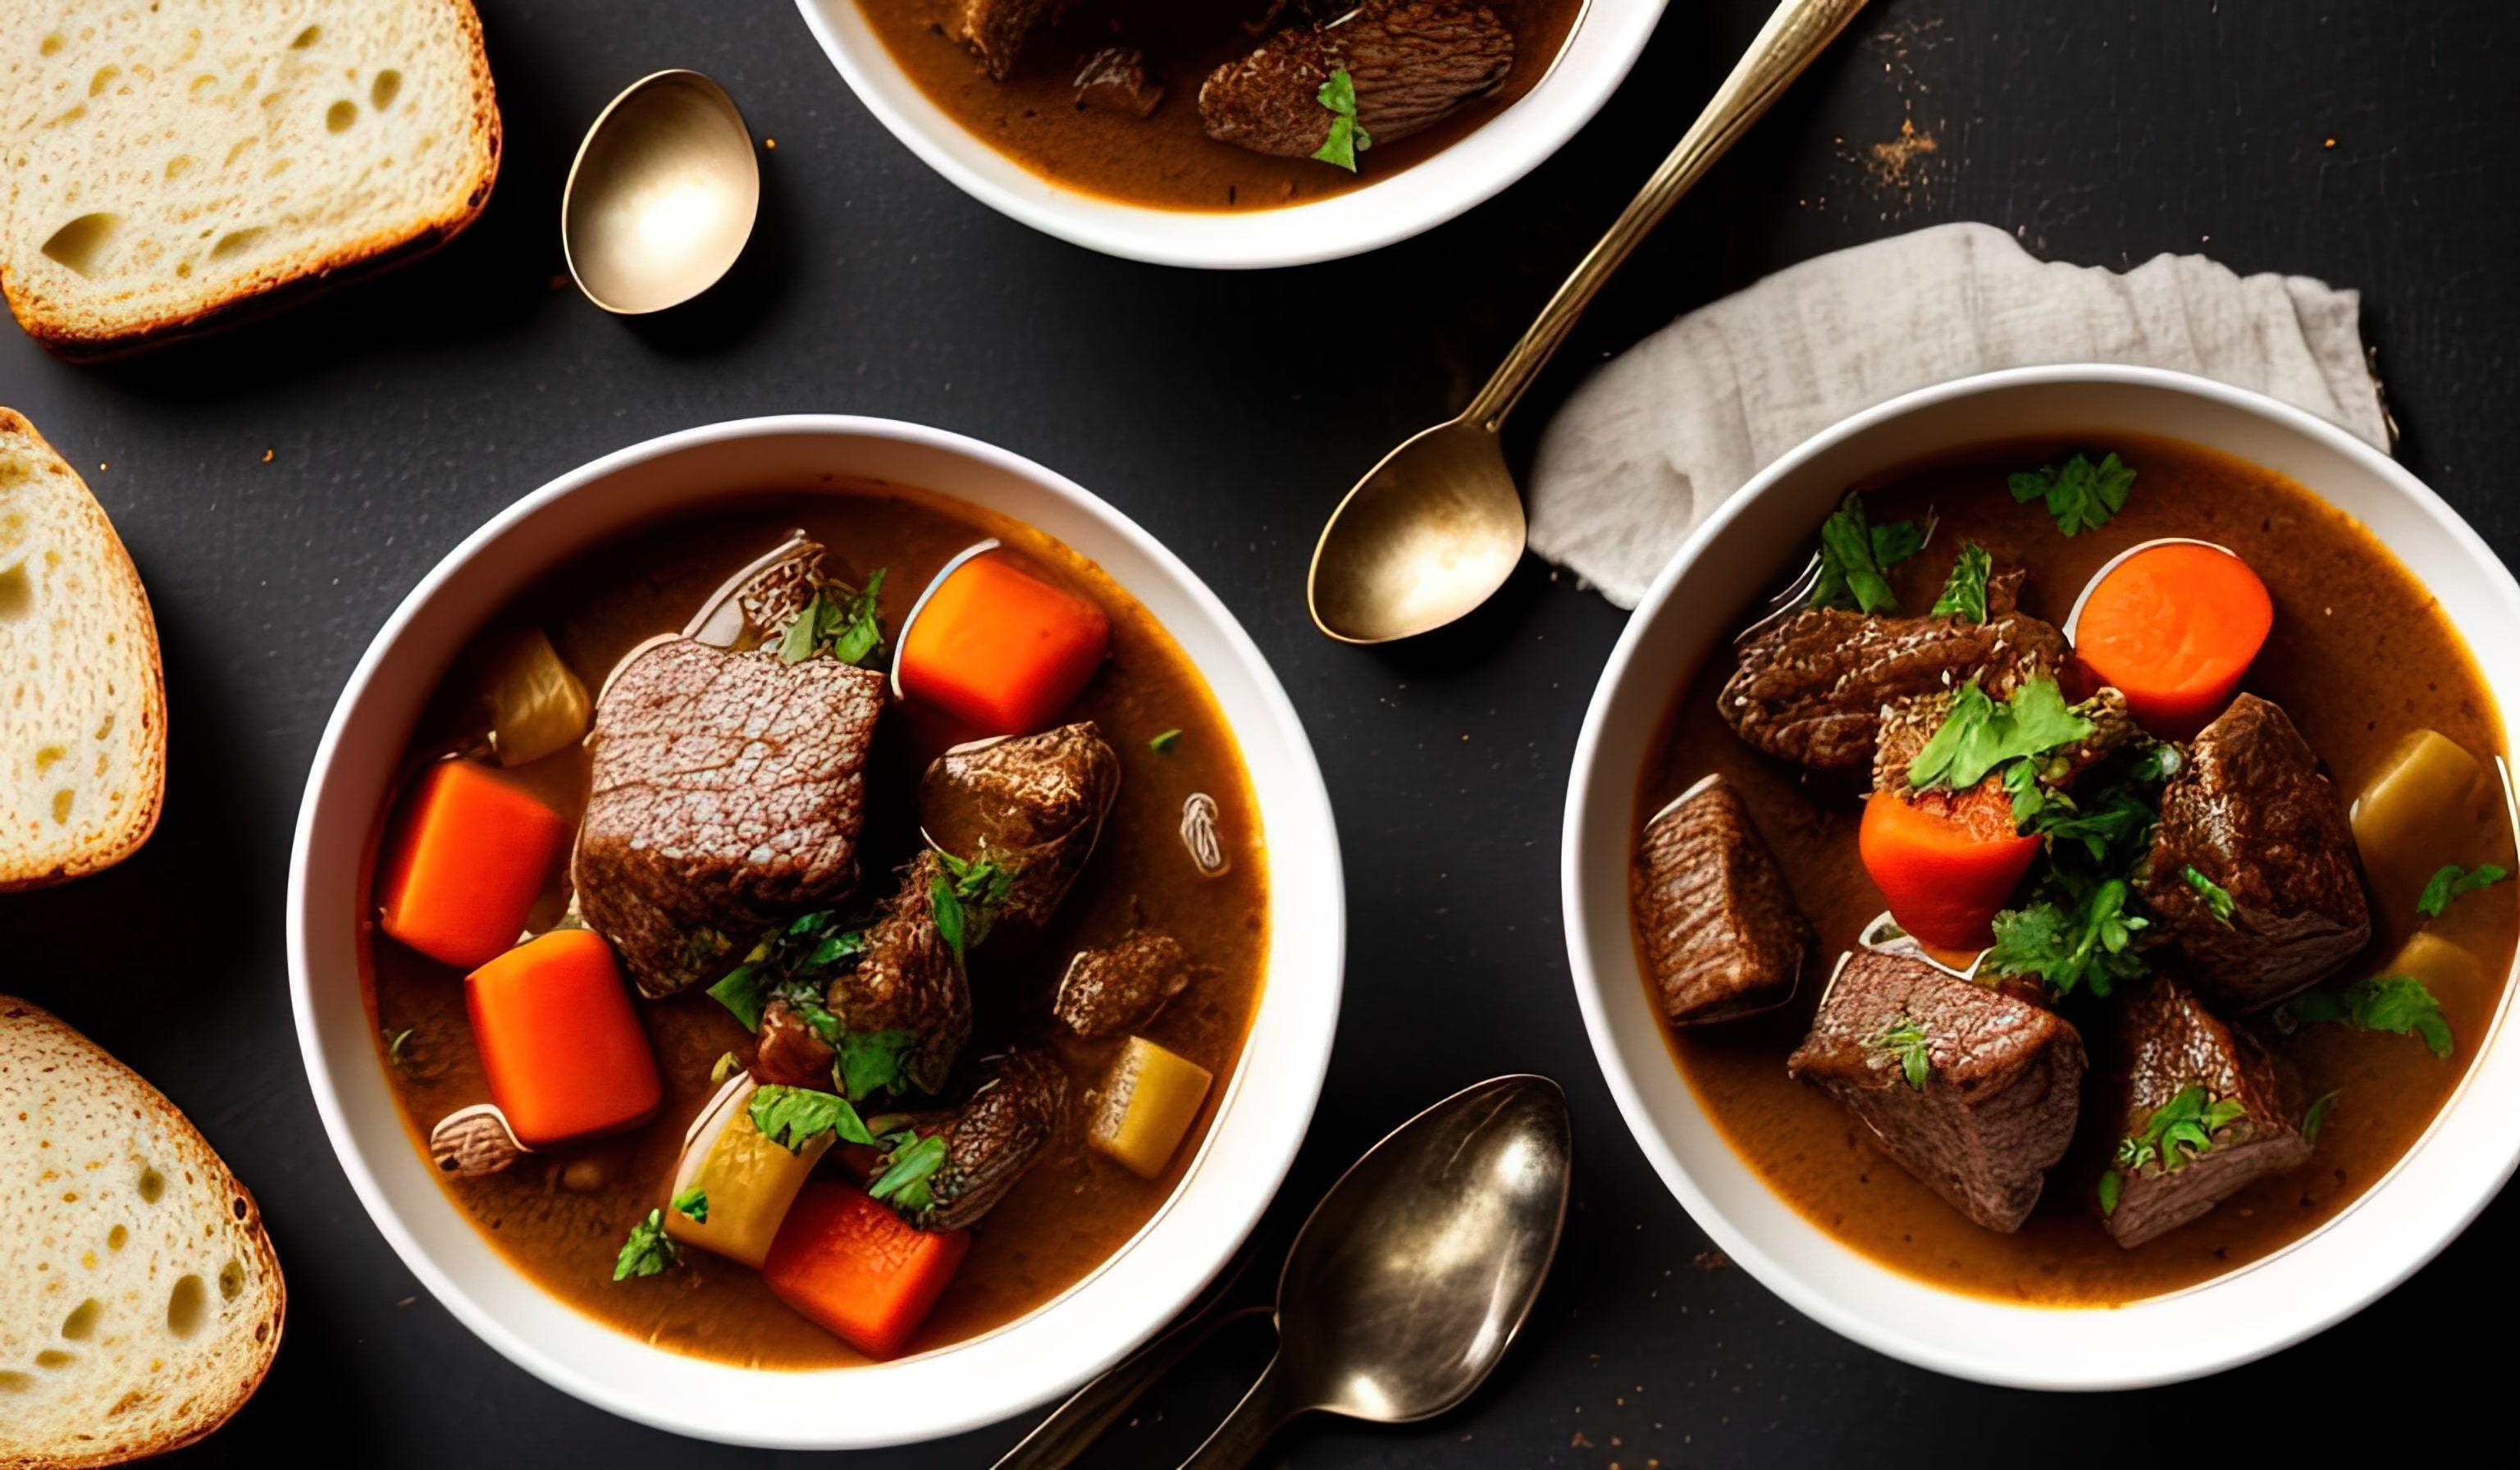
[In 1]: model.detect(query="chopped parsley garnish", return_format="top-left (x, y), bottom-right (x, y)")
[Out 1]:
top-left (671, 1186), bottom-right (709, 1223)
top-left (1988, 745), bottom-right (2178, 998)
top-left (612, 1209), bottom-right (681, 1281)
top-left (710, 1050), bottom-right (743, 1086)
top-left (747, 1083), bottom-right (878, 1153)
top-left (2279, 975), bottom-right (2454, 1059)
top-left (930, 849), bottom-right (1018, 969)
top-left (1987, 876), bottom-right (2148, 998)
top-left (1870, 1016), bottom-right (1932, 1090)
top-left (1148, 728), bottom-right (1182, 754)
top-left (2417, 862), bottom-right (2509, 918)
top-left (2099, 1084), bottom-right (2249, 1213)
top-left (1929, 541), bottom-right (1992, 623)
top-left (776, 570), bottom-right (888, 666)
top-left (706, 909), bottom-right (866, 1032)
top-left (2008, 451), bottom-right (2136, 536)
top-left (1906, 673), bottom-right (2095, 797)
top-left (1810, 492), bottom-right (1931, 615)
top-left (1311, 68), bottom-right (1372, 171)
top-left (2181, 865), bottom-right (2236, 925)
top-left (2301, 1090), bottom-right (2340, 1146)
top-left (834, 1028), bottom-right (918, 1102)
top-left (2097, 1169), bottom-right (2122, 1217)
top-left (870, 1132), bottom-right (950, 1214)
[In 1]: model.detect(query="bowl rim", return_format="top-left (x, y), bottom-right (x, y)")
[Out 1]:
top-left (285, 414), bottom-right (1345, 1445)
top-left (1559, 363), bottom-right (2520, 1390)
top-left (788, 0), bottom-right (1670, 269)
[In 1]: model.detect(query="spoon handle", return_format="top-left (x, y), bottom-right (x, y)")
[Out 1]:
top-left (1176, 1353), bottom-right (1305, 1470)
top-left (1460, 0), bottom-right (1874, 431)
top-left (991, 1303), bottom-right (1271, 1470)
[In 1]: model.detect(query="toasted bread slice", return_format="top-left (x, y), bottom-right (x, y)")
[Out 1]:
top-left (0, 998), bottom-right (285, 1468)
top-left (0, 412), bottom-right (164, 891)
top-left (0, 0), bottom-right (500, 358)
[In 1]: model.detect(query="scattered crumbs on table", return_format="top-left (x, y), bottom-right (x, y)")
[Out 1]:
top-left (1694, 1248), bottom-right (1732, 1271)
top-left (395, 1295), bottom-right (416, 1307)
top-left (96, 462), bottom-right (107, 471)
top-left (549, 272), bottom-right (572, 290)
top-left (765, 137), bottom-right (777, 148)
top-left (1572, 1431), bottom-right (1593, 1448)
top-left (262, 449), bottom-right (275, 463)
top-left (2325, 135), bottom-right (2339, 148)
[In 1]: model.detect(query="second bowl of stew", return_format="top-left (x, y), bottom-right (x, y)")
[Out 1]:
top-left (288, 416), bottom-right (1344, 1446)
top-left (1564, 364), bottom-right (2520, 1389)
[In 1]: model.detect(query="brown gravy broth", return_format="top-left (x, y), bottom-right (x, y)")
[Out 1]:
top-left (857, 0), bottom-right (1588, 212)
top-left (363, 485), bottom-right (1270, 1366)
top-left (1635, 434), bottom-right (2517, 1306)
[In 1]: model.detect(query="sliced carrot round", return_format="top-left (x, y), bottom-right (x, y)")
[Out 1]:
top-left (1859, 788), bottom-right (2039, 950)
top-left (2073, 541), bottom-right (2271, 738)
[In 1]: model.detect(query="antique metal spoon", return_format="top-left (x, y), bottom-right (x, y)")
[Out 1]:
top-left (562, 70), bottom-right (760, 314)
top-left (1171, 1075), bottom-right (1572, 1468)
top-left (1305, 0), bottom-right (1874, 645)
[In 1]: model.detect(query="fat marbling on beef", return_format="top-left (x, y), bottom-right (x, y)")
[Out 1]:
top-left (1198, 0), bottom-right (1513, 158)
top-left (1788, 950), bottom-right (2087, 1232)
top-left (574, 637), bottom-right (884, 998)
top-left (2103, 975), bottom-right (2312, 1248)
top-left (1630, 774), bottom-right (1811, 1025)
top-left (2139, 694), bottom-right (2371, 1011)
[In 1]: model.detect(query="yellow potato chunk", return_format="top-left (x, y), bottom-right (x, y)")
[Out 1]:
top-left (2353, 730), bottom-right (2487, 887)
top-left (667, 1080), bottom-right (831, 1268)
top-left (1088, 1037), bottom-right (1213, 1180)
top-left (484, 628), bottom-right (591, 767)
top-left (2380, 930), bottom-right (2487, 1000)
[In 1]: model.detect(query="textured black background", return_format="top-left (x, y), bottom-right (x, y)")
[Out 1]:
top-left (5, 1), bottom-right (2516, 1464)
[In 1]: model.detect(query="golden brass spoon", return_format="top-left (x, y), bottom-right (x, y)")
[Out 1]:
top-left (562, 70), bottom-right (760, 314)
top-left (1305, 0), bottom-right (1874, 644)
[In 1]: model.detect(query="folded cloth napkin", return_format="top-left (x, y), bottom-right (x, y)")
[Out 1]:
top-left (1527, 221), bottom-right (2391, 608)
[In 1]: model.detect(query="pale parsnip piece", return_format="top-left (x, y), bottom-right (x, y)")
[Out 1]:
top-left (484, 628), bottom-right (591, 767)
top-left (2352, 730), bottom-right (2486, 888)
top-left (667, 1077), bottom-right (832, 1269)
top-left (1086, 1037), bottom-right (1212, 1180)
top-left (2379, 931), bottom-right (2487, 1000)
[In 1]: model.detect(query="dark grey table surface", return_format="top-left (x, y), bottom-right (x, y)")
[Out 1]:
top-left (5, 0), bottom-right (2516, 1464)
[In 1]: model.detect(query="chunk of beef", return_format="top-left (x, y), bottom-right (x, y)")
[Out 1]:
top-left (1055, 927), bottom-right (1195, 1039)
top-left (574, 637), bottom-right (883, 998)
top-left (1631, 775), bottom-right (1811, 1025)
top-left (752, 997), bottom-right (836, 1089)
top-left (1721, 605), bottom-right (2069, 771)
top-left (900, 1050), bottom-right (1071, 1230)
top-left (1198, 0), bottom-right (1513, 159)
top-left (1787, 951), bottom-right (2086, 1232)
top-left (920, 724), bottom-right (1121, 936)
top-left (2104, 976), bottom-right (2312, 1248)
top-left (827, 851), bottom-right (970, 1097)
top-left (954, 0), bottom-right (1066, 80)
top-left (1075, 46), bottom-right (1165, 118)
top-left (2139, 694), bottom-right (2370, 1010)
top-left (1872, 684), bottom-right (2138, 794)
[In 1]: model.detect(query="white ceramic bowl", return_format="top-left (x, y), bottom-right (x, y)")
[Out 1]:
top-left (288, 417), bottom-right (1345, 1446)
top-left (791, 0), bottom-right (1668, 268)
top-left (1561, 365), bottom-right (2520, 1390)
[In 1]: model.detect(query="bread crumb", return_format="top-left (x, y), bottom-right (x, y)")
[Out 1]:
top-left (261, 450), bottom-right (274, 463)
top-left (765, 137), bottom-right (777, 149)
top-left (2324, 136), bottom-right (2338, 148)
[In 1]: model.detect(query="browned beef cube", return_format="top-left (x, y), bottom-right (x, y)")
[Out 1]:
top-left (1198, 0), bottom-right (1513, 158)
top-left (2139, 694), bottom-right (2370, 1011)
top-left (954, 0), bottom-right (1066, 80)
top-left (827, 851), bottom-right (970, 1098)
top-left (2104, 976), bottom-right (2312, 1248)
top-left (1630, 775), bottom-right (1810, 1024)
top-left (1074, 47), bottom-right (1165, 119)
top-left (919, 723), bottom-right (1121, 937)
top-left (1873, 684), bottom-right (2136, 795)
top-left (574, 638), bottom-right (883, 998)
top-left (1054, 928), bottom-right (1194, 1039)
top-left (1720, 604), bottom-right (2068, 771)
top-left (1788, 952), bottom-right (2087, 1232)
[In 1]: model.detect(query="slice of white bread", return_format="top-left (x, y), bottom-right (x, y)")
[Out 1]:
top-left (0, 0), bottom-right (500, 358)
top-left (0, 409), bottom-right (165, 891)
top-left (0, 998), bottom-right (284, 1468)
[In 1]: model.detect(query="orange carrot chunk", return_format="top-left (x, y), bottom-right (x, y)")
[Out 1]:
top-left (763, 1181), bottom-right (969, 1359)
top-left (897, 551), bottom-right (1109, 737)
top-left (2074, 542), bottom-right (2271, 738)
top-left (466, 929), bottom-right (661, 1149)
top-left (1860, 787), bottom-right (2040, 950)
top-left (377, 759), bottom-right (569, 968)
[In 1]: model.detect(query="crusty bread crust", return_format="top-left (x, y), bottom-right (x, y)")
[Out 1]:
top-left (0, 409), bottom-right (167, 891)
top-left (0, 0), bottom-right (503, 361)
top-left (0, 997), bottom-right (285, 1468)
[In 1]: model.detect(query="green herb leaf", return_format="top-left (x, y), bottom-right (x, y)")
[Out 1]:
top-left (1148, 728), bottom-right (1183, 754)
top-left (2114, 1084), bottom-right (2250, 1180)
top-left (2417, 862), bottom-right (2510, 918)
top-left (2301, 1089), bottom-right (2340, 1146)
top-left (671, 1186), bottom-right (709, 1223)
top-left (869, 1132), bottom-right (949, 1208)
top-left (747, 1083), bottom-right (878, 1152)
top-left (777, 589), bottom-right (824, 663)
top-left (1930, 541), bottom-right (1992, 623)
top-left (1869, 1016), bottom-right (1932, 1090)
top-left (383, 1026), bottom-right (413, 1063)
top-left (2007, 451), bottom-right (2136, 536)
top-left (705, 910), bottom-right (866, 1032)
top-left (1987, 876), bottom-right (2149, 998)
top-left (710, 1051), bottom-right (743, 1086)
top-left (2181, 865), bottom-right (2237, 925)
top-left (931, 849), bottom-right (1018, 966)
top-left (1310, 69), bottom-right (1372, 171)
top-left (774, 572), bottom-right (889, 666)
top-left (1906, 673), bottom-right (2096, 794)
top-left (835, 1028), bottom-right (918, 1101)
top-left (1812, 493), bottom-right (1907, 614)
top-left (2097, 1168), bottom-right (2122, 1217)
top-left (2284, 975), bottom-right (2454, 1059)
top-left (612, 1208), bottom-right (681, 1281)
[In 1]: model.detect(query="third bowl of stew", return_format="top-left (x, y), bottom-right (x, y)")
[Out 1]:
top-left (1563, 364), bottom-right (2520, 1389)
top-left (792, 0), bottom-right (1668, 267)
top-left (288, 416), bottom-right (1343, 1445)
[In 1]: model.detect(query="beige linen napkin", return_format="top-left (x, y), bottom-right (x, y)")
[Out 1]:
top-left (1527, 221), bottom-right (2391, 608)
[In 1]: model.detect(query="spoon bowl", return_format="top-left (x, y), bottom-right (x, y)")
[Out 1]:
top-left (562, 70), bottom-right (760, 315)
top-left (1308, 421), bottom-right (1524, 646)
